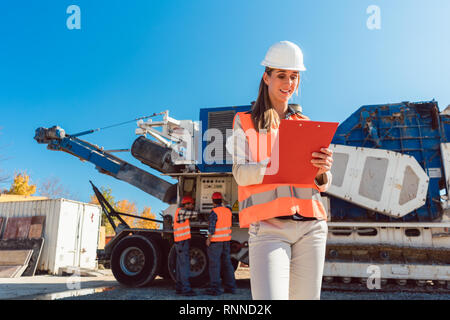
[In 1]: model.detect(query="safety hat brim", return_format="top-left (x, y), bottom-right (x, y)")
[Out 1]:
top-left (261, 61), bottom-right (306, 71)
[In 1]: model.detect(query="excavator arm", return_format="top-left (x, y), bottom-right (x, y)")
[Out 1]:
top-left (34, 126), bottom-right (177, 204)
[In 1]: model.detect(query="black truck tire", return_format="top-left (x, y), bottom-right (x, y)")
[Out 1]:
top-left (168, 237), bottom-right (209, 287)
top-left (111, 235), bottom-right (161, 287)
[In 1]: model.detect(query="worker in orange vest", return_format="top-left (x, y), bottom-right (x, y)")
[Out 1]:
top-left (230, 41), bottom-right (333, 300)
top-left (204, 192), bottom-right (237, 296)
top-left (173, 195), bottom-right (198, 296)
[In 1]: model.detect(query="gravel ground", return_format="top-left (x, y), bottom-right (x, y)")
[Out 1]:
top-left (64, 268), bottom-right (252, 300)
top-left (63, 267), bottom-right (450, 301)
top-left (1, 267), bottom-right (447, 301)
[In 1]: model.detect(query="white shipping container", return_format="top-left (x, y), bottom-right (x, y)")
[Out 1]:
top-left (0, 199), bottom-right (101, 275)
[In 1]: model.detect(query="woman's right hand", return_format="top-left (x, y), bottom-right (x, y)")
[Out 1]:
top-left (311, 147), bottom-right (333, 176)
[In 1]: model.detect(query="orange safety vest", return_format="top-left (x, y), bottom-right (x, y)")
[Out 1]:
top-left (234, 112), bottom-right (328, 228)
top-left (210, 206), bottom-right (232, 242)
top-left (173, 207), bottom-right (191, 242)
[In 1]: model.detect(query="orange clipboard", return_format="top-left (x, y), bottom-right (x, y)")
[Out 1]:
top-left (262, 119), bottom-right (339, 185)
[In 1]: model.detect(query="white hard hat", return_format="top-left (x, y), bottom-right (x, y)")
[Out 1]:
top-left (261, 41), bottom-right (306, 71)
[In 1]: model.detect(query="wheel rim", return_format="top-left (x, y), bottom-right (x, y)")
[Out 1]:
top-left (189, 247), bottom-right (207, 277)
top-left (120, 246), bottom-right (145, 276)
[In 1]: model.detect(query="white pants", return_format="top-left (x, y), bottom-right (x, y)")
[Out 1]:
top-left (248, 218), bottom-right (328, 300)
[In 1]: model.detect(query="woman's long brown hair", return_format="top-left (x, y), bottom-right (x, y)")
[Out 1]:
top-left (251, 67), bottom-right (279, 132)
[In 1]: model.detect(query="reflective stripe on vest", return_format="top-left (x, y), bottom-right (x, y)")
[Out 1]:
top-left (173, 208), bottom-right (191, 242)
top-left (234, 112), bottom-right (328, 228)
top-left (211, 227), bottom-right (231, 239)
top-left (240, 186), bottom-right (322, 208)
top-left (211, 206), bottom-right (232, 242)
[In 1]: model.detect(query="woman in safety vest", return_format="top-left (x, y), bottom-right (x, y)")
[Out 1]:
top-left (230, 41), bottom-right (333, 300)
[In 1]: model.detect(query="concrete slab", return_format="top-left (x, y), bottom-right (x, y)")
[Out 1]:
top-left (0, 239), bottom-right (44, 276)
top-left (0, 271), bottom-right (118, 299)
top-left (0, 250), bottom-right (33, 266)
top-left (0, 266), bottom-right (23, 278)
top-left (58, 266), bottom-right (109, 277)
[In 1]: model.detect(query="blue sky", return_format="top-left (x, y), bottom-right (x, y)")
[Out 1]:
top-left (1, 0), bottom-right (450, 215)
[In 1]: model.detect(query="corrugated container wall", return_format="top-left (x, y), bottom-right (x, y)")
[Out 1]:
top-left (0, 199), bottom-right (101, 274)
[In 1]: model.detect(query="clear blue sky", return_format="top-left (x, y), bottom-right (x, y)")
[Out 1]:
top-left (1, 0), bottom-right (450, 215)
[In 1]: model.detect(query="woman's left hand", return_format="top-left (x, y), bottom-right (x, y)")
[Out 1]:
top-left (311, 148), bottom-right (334, 177)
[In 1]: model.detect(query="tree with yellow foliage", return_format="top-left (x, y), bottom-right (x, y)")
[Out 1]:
top-left (136, 207), bottom-right (159, 230)
top-left (115, 199), bottom-right (138, 228)
top-left (6, 172), bottom-right (36, 196)
top-left (116, 200), bottom-right (159, 230)
top-left (90, 187), bottom-right (159, 235)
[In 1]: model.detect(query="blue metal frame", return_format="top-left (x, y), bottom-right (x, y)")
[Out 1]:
top-left (48, 136), bottom-right (122, 175)
top-left (197, 105), bottom-right (251, 173)
top-left (329, 100), bottom-right (444, 222)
